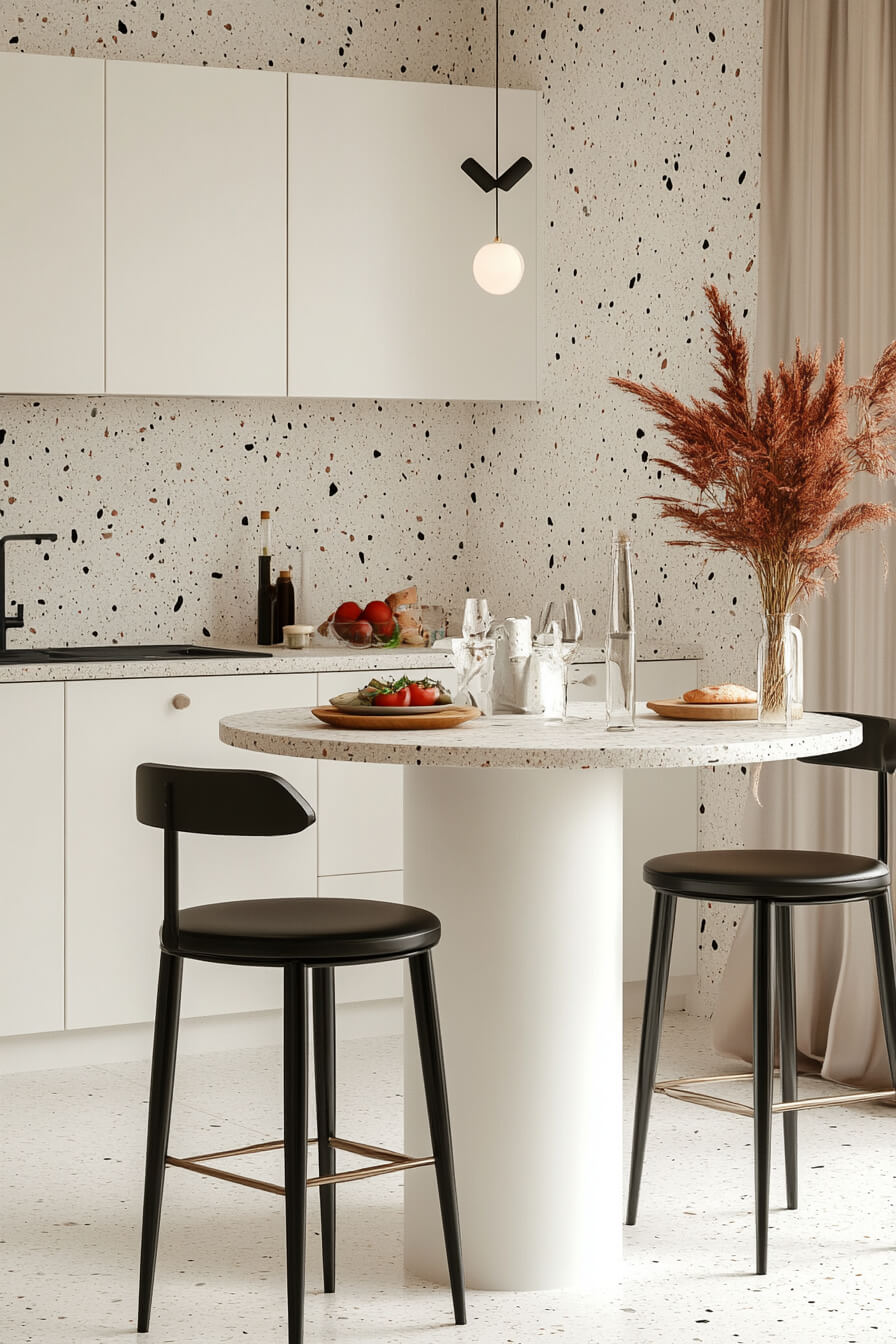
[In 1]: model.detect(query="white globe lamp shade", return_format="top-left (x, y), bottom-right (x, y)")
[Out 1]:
top-left (473, 238), bottom-right (525, 295)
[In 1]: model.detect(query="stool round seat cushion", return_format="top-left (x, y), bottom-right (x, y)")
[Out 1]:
top-left (643, 850), bottom-right (890, 903)
top-left (175, 897), bottom-right (441, 964)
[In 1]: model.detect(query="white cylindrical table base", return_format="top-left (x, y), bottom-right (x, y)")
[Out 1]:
top-left (403, 764), bottom-right (623, 1292)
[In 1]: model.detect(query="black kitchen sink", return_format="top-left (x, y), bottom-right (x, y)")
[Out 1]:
top-left (0, 644), bottom-right (273, 665)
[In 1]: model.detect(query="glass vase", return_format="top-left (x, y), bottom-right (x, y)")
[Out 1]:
top-left (757, 611), bottom-right (801, 727)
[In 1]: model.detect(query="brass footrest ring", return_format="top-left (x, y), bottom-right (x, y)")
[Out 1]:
top-left (166, 1134), bottom-right (435, 1197)
top-left (655, 1070), bottom-right (896, 1118)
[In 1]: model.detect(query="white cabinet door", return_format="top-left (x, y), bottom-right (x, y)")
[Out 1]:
top-left (0, 683), bottom-right (64, 1036)
top-left (568, 660), bottom-right (698, 982)
top-left (319, 871), bottom-right (404, 1005)
top-left (317, 669), bottom-right (408, 877)
top-left (65, 674), bottom-right (316, 1029)
top-left (288, 75), bottom-right (537, 401)
top-left (317, 665), bottom-right (454, 1006)
top-left (0, 53), bottom-right (103, 394)
top-left (315, 664), bottom-right (455, 878)
top-left (106, 61), bottom-right (286, 395)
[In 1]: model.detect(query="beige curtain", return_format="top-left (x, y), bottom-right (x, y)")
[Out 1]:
top-left (712, 0), bottom-right (896, 1089)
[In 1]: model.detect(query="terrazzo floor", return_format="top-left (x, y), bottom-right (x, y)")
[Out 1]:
top-left (3, 1012), bottom-right (894, 1344)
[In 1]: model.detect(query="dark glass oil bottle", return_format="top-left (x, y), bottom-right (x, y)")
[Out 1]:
top-left (256, 511), bottom-right (277, 644)
top-left (274, 570), bottom-right (295, 643)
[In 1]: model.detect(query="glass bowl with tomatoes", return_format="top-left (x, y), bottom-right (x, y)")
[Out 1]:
top-left (329, 599), bottom-right (401, 648)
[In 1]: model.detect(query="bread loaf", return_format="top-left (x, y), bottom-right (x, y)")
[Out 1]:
top-left (682, 684), bottom-right (758, 705)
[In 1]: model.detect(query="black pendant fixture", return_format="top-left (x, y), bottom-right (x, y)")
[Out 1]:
top-left (461, 0), bottom-right (532, 294)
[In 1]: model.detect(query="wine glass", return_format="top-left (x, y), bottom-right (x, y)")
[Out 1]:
top-left (538, 597), bottom-right (583, 660)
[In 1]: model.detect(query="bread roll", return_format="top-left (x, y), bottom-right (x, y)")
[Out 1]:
top-left (387, 585), bottom-right (418, 611)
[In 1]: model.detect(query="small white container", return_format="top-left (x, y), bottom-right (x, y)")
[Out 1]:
top-left (282, 624), bottom-right (314, 649)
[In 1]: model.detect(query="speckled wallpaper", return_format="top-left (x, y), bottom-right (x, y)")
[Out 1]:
top-left (0, 0), bottom-right (764, 1011)
top-left (472, 0), bottom-right (764, 1013)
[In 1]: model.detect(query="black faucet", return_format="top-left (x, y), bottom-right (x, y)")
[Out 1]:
top-left (0, 533), bottom-right (58, 653)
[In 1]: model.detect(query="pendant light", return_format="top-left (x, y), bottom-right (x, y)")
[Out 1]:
top-left (461, 0), bottom-right (532, 296)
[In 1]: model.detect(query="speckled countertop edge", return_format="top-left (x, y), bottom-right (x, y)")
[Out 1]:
top-left (219, 706), bottom-right (859, 772)
top-left (0, 641), bottom-right (703, 683)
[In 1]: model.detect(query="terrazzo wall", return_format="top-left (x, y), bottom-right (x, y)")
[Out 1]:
top-left (1, 0), bottom-right (764, 1011)
top-left (477, 0), bottom-right (765, 1014)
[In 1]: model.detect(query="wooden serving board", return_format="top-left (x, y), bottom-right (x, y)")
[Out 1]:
top-left (647, 697), bottom-right (758, 721)
top-left (311, 705), bottom-right (482, 731)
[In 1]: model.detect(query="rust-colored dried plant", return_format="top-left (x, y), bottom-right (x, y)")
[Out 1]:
top-left (611, 285), bottom-right (896, 620)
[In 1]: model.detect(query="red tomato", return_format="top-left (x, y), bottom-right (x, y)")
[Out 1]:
top-left (362, 599), bottom-right (395, 636)
top-left (408, 682), bottom-right (439, 706)
top-left (375, 687), bottom-right (411, 707)
top-left (334, 600), bottom-right (362, 624)
top-left (345, 620), bottom-right (373, 645)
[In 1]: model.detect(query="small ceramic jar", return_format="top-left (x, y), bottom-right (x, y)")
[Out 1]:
top-left (282, 624), bottom-right (314, 649)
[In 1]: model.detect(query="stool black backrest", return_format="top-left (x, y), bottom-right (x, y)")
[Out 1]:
top-left (135, 762), bottom-right (316, 950)
top-left (799, 713), bottom-right (896, 864)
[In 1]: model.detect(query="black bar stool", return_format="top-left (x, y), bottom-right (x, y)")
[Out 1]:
top-left (135, 762), bottom-right (465, 1342)
top-left (627, 712), bottom-right (896, 1274)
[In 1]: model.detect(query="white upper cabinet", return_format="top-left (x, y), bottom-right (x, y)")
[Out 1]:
top-left (287, 74), bottom-right (538, 402)
top-left (0, 53), bottom-right (104, 394)
top-left (1, 53), bottom-right (536, 399)
top-left (105, 61), bottom-right (287, 396)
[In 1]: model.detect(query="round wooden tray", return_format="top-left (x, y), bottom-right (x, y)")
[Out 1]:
top-left (311, 705), bottom-right (482, 731)
top-left (647, 697), bottom-right (758, 721)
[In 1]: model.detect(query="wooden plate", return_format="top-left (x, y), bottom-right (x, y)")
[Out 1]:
top-left (312, 705), bottom-right (482, 731)
top-left (647, 697), bottom-right (758, 721)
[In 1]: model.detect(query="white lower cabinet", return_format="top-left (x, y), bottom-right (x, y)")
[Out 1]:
top-left (2, 656), bottom-right (699, 1048)
top-left (319, 871), bottom-right (405, 1004)
top-left (568, 660), bottom-right (698, 984)
top-left (64, 674), bottom-right (317, 1029)
top-left (0, 683), bottom-right (65, 1035)
top-left (317, 670), bottom-right (405, 878)
top-left (316, 667), bottom-right (442, 1007)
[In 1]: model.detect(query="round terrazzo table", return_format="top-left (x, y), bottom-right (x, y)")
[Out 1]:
top-left (219, 704), bottom-right (860, 1293)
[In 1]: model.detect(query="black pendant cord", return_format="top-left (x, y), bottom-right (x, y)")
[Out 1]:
top-left (494, 0), bottom-right (500, 238)
top-left (459, 0), bottom-right (531, 219)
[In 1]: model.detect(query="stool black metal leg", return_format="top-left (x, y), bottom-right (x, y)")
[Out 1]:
top-left (408, 951), bottom-right (466, 1326)
top-left (868, 890), bottom-right (896, 1088)
top-left (283, 964), bottom-right (309, 1344)
top-left (753, 903), bottom-right (775, 1275)
top-left (138, 951), bottom-right (183, 1333)
top-left (626, 890), bottom-right (677, 1226)
top-left (774, 904), bottom-right (798, 1210)
top-left (312, 965), bottom-right (336, 1293)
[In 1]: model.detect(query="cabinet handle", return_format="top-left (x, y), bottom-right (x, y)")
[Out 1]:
top-left (172, 693), bottom-right (191, 710)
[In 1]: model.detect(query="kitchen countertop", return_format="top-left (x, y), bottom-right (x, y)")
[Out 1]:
top-left (0, 639), bottom-right (702, 683)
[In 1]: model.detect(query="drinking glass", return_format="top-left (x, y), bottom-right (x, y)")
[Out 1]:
top-left (538, 597), bottom-right (583, 660)
top-left (537, 596), bottom-right (583, 720)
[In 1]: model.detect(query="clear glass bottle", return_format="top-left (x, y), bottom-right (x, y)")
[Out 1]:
top-left (605, 532), bottom-right (636, 731)
top-left (260, 510), bottom-right (272, 556)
